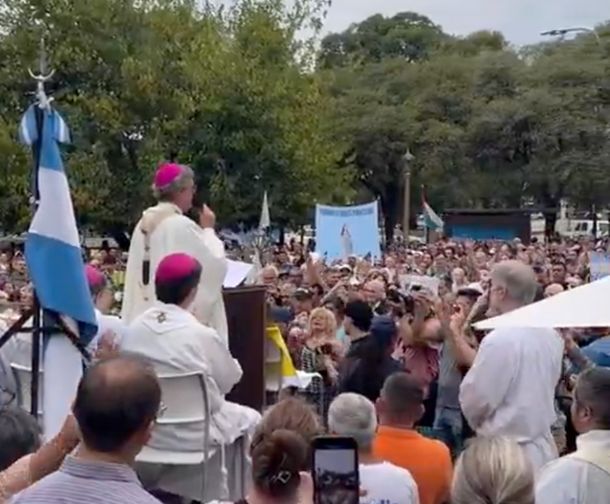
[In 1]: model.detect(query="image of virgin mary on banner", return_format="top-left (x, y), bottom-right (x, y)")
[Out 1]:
top-left (315, 202), bottom-right (380, 260)
top-left (340, 224), bottom-right (353, 260)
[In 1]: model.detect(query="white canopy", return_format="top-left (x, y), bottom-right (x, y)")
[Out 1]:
top-left (475, 276), bottom-right (610, 330)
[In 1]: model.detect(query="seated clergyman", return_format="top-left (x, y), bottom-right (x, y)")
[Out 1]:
top-left (122, 253), bottom-right (261, 500)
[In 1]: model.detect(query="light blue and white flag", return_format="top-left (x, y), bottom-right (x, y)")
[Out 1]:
top-left (19, 104), bottom-right (97, 439)
top-left (20, 104), bottom-right (96, 340)
top-left (422, 199), bottom-right (444, 231)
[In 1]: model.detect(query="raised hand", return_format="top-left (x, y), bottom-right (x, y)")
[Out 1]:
top-left (199, 204), bottom-right (216, 229)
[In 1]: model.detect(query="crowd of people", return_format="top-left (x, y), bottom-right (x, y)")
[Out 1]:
top-left (1, 160), bottom-right (610, 504)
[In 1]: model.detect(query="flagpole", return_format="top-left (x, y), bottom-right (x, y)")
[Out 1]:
top-left (421, 185), bottom-right (429, 244)
top-left (28, 37), bottom-right (55, 416)
top-left (402, 149), bottom-right (415, 243)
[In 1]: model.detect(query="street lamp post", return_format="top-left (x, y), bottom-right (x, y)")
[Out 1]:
top-left (402, 149), bottom-right (415, 241)
top-left (541, 27), bottom-right (601, 45)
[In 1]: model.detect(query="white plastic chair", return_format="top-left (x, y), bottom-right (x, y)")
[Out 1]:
top-left (136, 371), bottom-right (212, 502)
top-left (10, 362), bottom-right (43, 416)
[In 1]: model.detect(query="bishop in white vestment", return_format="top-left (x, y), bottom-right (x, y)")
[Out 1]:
top-left (122, 253), bottom-right (260, 501)
top-left (121, 162), bottom-right (228, 346)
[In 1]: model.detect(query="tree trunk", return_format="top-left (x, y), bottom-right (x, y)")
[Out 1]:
top-left (543, 211), bottom-right (557, 240)
top-left (381, 185), bottom-right (402, 245)
top-left (107, 225), bottom-right (131, 250)
top-left (383, 206), bottom-right (394, 245)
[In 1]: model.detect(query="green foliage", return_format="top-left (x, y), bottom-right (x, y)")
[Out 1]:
top-left (318, 12), bottom-right (445, 68)
top-left (0, 0), bottom-right (348, 235)
top-left (1, 2), bottom-right (609, 241)
top-left (324, 14), bottom-right (610, 235)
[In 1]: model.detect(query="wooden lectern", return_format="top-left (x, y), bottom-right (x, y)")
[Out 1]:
top-left (223, 286), bottom-right (266, 411)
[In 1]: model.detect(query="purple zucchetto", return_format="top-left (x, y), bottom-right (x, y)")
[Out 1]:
top-left (155, 253), bottom-right (200, 284)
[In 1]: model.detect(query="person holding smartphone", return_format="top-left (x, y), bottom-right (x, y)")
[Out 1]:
top-left (328, 393), bottom-right (419, 504)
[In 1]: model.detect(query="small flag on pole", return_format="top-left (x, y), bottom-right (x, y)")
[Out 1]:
top-left (259, 190), bottom-right (270, 230)
top-left (422, 188), bottom-right (444, 231)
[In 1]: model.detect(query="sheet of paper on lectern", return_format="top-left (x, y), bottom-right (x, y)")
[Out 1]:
top-left (224, 259), bottom-right (254, 288)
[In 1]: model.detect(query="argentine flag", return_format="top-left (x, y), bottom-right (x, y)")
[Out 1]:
top-left (19, 104), bottom-right (97, 439)
top-left (423, 199), bottom-right (444, 231)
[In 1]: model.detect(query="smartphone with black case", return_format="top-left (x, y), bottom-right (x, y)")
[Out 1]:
top-left (311, 436), bottom-right (359, 504)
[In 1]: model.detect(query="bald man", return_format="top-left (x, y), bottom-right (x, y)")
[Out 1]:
top-left (13, 356), bottom-right (162, 504)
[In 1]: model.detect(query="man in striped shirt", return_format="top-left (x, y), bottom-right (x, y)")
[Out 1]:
top-left (14, 356), bottom-right (162, 503)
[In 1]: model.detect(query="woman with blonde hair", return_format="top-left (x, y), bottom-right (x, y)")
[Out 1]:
top-left (299, 307), bottom-right (343, 419)
top-left (452, 437), bottom-right (535, 504)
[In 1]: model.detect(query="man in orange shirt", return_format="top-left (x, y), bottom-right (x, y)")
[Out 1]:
top-left (374, 372), bottom-right (452, 504)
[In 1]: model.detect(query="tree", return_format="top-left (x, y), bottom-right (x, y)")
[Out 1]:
top-left (322, 58), bottom-right (415, 241)
top-left (0, 0), bottom-right (349, 239)
top-left (318, 12), bottom-right (445, 69)
top-left (323, 14), bottom-right (610, 239)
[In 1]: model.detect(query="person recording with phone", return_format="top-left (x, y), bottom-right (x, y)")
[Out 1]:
top-left (298, 308), bottom-right (343, 419)
top-left (328, 393), bottom-right (419, 504)
top-left (337, 311), bottom-right (402, 403)
top-left (392, 289), bottom-right (443, 398)
top-left (434, 287), bottom-right (482, 456)
top-left (459, 261), bottom-right (564, 472)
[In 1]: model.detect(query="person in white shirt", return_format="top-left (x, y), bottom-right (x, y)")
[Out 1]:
top-left (121, 162), bottom-right (229, 346)
top-left (459, 260), bottom-right (564, 472)
top-left (328, 392), bottom-right (420, 504)
top-left (122, 253), bottom-right (260, 501)
top-left (536, 367), bottom-right (610, 504)
top-left (84, 264), bottom-right (129, 353)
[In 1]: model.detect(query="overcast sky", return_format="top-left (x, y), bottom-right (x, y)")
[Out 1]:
top-left (322, 0), bottom-right (610, 46)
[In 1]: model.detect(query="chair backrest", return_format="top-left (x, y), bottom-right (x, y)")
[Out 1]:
top-left (156, 371), bottom-right (211, 426)
top-left (155, 371), bottom-right (211, 463)
top-left (10, 363), bottom-right (43, 416)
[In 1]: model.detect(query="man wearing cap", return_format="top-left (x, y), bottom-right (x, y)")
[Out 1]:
top-left (123, 252), bottom-right (260, 501)
top-left (121, 162), bottom-right (229, 346)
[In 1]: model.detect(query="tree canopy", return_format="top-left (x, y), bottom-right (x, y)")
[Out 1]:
top-left (0, 4), bottom-right (609, 240)
top-left (321, 13), bottom-right (610, 238)
top-left (0, 0), bottom-right (347, 236)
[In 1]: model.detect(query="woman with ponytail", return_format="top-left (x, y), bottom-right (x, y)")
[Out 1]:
top-left (228, 398), bottom-right (321, 504)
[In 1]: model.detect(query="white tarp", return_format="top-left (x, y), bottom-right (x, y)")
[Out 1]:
top-left (475, 276), bottom-right (610, 330)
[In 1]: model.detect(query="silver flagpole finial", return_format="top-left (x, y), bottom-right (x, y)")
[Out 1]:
top-left (28, 37), bottom-right (55, 110)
